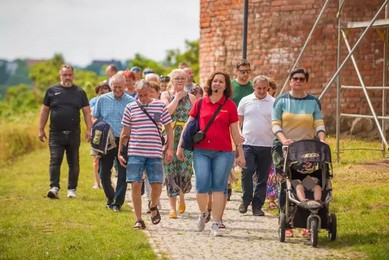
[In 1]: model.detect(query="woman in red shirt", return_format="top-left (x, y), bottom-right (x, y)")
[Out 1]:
top-left (177, 71), bottom-right (245, 237)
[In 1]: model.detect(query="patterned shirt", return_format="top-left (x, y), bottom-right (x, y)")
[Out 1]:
top-left (92, 92), bottom-right (135, 137)
top-left (122, 99), bottom-right (172, 158)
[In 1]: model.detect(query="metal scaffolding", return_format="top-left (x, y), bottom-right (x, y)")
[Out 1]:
top-left (332, 0), bottom-right (389, 162)
top-left (282, 0), bottom-right (389, 162)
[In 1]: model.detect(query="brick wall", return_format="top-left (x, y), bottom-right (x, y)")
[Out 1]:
top-left (199, 0), bottom-right (388, 132)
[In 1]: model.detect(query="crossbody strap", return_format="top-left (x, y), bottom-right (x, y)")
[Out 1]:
top-left (136, 100), bottom-right (162, 137)
top-left (201, 97), bottom-right (227, 134)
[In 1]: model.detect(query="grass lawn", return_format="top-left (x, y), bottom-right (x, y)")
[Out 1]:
top-left (0, 137), bottom-right (388, 259)
top-left (236, 137), bottom-right (389, 259)
top-left (0, 142), bottom-right (159, 259)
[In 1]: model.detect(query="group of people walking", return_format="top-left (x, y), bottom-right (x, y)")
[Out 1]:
top-left (39, 59), bottom-right (326, 238)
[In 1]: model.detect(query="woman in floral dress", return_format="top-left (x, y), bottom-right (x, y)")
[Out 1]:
top-left (160, 69), bottom-right (197, 218)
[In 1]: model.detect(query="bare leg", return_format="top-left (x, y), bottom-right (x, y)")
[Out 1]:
top-left (131, 182), bottom-right (143, 220)
top-left (178, 190), bottom-right (185, 207)
top-left (312, 185), bottom-right (322, 201)
top-left (211, 191), bottom-right (225, 222)
top-left (150, 183), bottom-right (162, 218)
top-left (295, 184), bottom-right (307, 202)
top-left (169, 196), bottom-right (177, 213)
top-left (197, 192), bottom-right (209, 213)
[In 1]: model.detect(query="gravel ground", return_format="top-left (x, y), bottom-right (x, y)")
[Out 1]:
top-left (125, 180), bottom-right (350, 260)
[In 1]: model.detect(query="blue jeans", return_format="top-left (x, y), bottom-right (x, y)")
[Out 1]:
top-left (126, 156), bottom-right (164, 183)
top-left (193, 149), bottom-right (234, 194)
top-left (49, 129), bottom-right (80, 190)
top-left (241, 145), bottom-right (272, 208)
top-left (99, 138), bottom-right (127, 207)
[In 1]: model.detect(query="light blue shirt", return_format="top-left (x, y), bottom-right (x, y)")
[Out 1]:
top-left (92, 92), bottom-right (135, 137)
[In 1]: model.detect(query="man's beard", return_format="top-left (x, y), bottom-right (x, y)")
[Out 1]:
top-left (62, 81), bottom-right (73, 87)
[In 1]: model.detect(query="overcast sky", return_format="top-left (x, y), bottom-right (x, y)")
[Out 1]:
top-left (0, 0), bottom-right (199, 67)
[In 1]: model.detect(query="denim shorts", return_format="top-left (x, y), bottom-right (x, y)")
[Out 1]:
top-left (193, 149), bottom-right (234, 194)
top-left (126, 156), bottom-right (164, 183)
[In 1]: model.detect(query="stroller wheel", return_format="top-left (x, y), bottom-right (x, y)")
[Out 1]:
top-left (279, 213), bottom-right (286, 242)
top-left (328, 213), bottom-right (337, 241)
top-left (310, 218), bottom-right (319, 247)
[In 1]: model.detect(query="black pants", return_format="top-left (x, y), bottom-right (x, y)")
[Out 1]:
top-left (99, 138), bottom-right (127, 207)
top-left (49, 129), bottom-right (80, 190)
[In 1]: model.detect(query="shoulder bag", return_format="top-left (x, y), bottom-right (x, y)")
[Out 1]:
top-left (136, 101), bottom-right (166, 145)
top-left (181, 98), bottom-right (226, 151)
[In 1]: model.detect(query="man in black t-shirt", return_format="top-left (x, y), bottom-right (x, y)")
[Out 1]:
top-left (39, 64), bottom-right (92, 199)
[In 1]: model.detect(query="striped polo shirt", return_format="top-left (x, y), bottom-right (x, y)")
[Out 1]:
top-left (122, 99), bottom-right (172, 158)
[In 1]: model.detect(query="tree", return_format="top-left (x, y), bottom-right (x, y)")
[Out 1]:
top-left (29, 54), bottom-right (64, 93)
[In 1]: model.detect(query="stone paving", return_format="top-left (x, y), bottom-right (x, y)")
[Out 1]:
top-left (126, 181), bottom-right (349, 260)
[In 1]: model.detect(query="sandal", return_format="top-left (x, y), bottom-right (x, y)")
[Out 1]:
top-left (133, 219), bottom-right (146, 229)
top-left (178, 204), bottom-right (186, 214)
top-left (169, 211), bottom-right (177, 219)
top-left (301, 228), bottom-right (311, 238)
top-left (218, 222), bottom-right (226, 229)
top-left (149, 202), bottom-right (161, 225)
top-left (268, 201), bottom-right (277, 210)
top-left (285, 228), bottom-right (294, 237)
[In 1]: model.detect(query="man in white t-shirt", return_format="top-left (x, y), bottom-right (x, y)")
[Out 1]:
top-left (237, 75), bottom-right (275, 216)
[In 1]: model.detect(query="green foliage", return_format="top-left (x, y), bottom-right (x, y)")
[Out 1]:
top-left (130, 53), bottom-right (168, 76)
top-left (129, 39), bottom-right (200, 81)
top-left (74, 70), bottom-right (100, 100)
top-left (29, 54), bottom-right (65, 93)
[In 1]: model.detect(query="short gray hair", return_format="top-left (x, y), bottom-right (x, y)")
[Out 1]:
top-left (253, 75), bottom-right (269, 85)
top-left (135, 79), bottom-right (150, 91)
top-left (109, 74), bottom-right (125, 88)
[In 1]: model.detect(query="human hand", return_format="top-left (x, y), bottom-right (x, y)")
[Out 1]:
top-left (281, 139), bottom-right (294, 146)
top-left (38, 130), bottom-right (47, 142)
top-left (174, 90), bottom-right (186, 101)
top-left (118, 155), bottom-right (127, 167)
top-left (165, 148), bottom-right (174, 164)
top-left (236, 155), bottom-right (246, 168)
top-left (176, 146), bottom-right (184, 160)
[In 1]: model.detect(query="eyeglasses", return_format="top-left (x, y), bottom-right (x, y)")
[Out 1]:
top-left (174, 77), bottom-right (187, 81)
top-left (291, 77), bottom-right (306, 82)
top-left (160, 76), bottom-right (170, 82)
top-left (238, 69), bottom-right (251, 74)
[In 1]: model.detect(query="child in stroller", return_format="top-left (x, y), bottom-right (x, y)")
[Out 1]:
top-left (291, 162), bottom-right (322, 208)
top-left (278, 139), bottom-right (337, 247)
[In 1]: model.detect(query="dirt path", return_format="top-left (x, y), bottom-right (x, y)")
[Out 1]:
top-left (126, 181), bottom-right (349, 259)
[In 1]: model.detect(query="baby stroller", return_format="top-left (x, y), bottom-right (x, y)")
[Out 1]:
top-left (278, 139), bottom-right (337, 247)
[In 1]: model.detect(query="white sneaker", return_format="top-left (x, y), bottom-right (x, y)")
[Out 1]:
top-left (47, 187), bottom-right (59, 199)
top-left (211, 222), bottom-right (223, 237)
top-left (67, 189), bottom-right (76, 198)
top-left (197, 211), bottom-right (209, 232)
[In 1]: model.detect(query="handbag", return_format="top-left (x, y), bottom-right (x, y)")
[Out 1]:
top-left (136, 101), bottom-right (166, 145)
top-left (181, 98), bottom-right (226, 151)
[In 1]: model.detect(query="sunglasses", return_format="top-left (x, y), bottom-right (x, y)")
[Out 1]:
top-left (238, 69), bottom-right (251, 74)
top-left (291, 77), bottom-right (306, 82)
